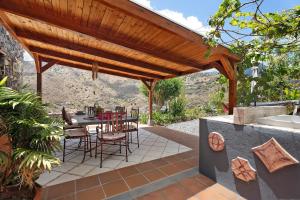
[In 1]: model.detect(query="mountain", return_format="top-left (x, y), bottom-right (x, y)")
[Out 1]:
top-left (22, 61), bottom-right (220, 113)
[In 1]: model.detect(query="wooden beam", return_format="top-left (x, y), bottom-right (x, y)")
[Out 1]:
top-left (0, 1), bottom-right (208, 70)
top-left (141, 80), bottom-right (151, 91)
top-left (29, 46), bottom-right (165, 80)
top-left (16, 30), bottom-right (180, 76)
top-left (33, 53), bottom-right (41, 73)
top-left (0, 11), bottom-right (32, 58)
top-left (41, 60), bottom-right (57, 73)
top-left (220, 57), bottom-right (235, 80)
top-left (40, 57), bottom-right (152, 81)
top-left (210, 61), bottom-right (229, 79)
top-left (229, 79), bottom-right (237, 114)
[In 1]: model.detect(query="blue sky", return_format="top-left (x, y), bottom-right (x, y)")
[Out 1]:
top-left (132, 0), bottom-right (299, 35)
top-left (148, 0), bottom-right (299, 26)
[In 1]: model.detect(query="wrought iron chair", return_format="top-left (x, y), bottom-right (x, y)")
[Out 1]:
top-left (61, 107), bottom-right (92, 163)
top-left (95, 111), bottom-right (129, 168)
top-left (115, 106), bottom-right (126, 113)
top-left (127, 107), bottom-right (140, 148)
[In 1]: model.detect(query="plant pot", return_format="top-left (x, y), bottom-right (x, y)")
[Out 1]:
top-left (0, 184), bottom-right (39, 200)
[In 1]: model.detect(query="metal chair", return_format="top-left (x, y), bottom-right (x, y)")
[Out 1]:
top-left (61, 107), bottom-right (92, 163)
top-left (127, 107), bottom-right (140, 148)
top-left (95, 111), bottom-right (129, 168)
top-left (62, 127), bottom-right (92, 163)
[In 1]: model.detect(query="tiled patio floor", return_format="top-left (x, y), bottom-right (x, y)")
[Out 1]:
top-left (37, 129), bottom-right (191, 186)
top-left (39, 126), bottom-right (242, 200)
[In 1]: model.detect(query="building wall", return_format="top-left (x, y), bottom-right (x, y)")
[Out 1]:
top-left (0, 26), bottom-right (23, 89)
top-left (199, 118), bottom-right (300, 200)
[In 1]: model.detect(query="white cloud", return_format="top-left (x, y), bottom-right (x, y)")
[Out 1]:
top-left (132, 0), bottom-right (152, 9)
top-left (131, 0), bottom-right (211, 35)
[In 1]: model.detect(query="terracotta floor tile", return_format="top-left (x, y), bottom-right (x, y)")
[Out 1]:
top-left (76, 175), bottom-right (100, 191)
top-left (174, 160), bottom-right (193, 171)
top-left (54, 193), bottom-right (75, 200)
top-left (76, 186), bottom-right (105, 200)
top-left (102, 179), bottom-right (129, 197)
top-left (193, 174), bottom-right (215, 187)
top-left (138, 191), bottom-right (165, 200)
top-left (163, 155), bottom-right (180, 164)
top-left (125, 174), bottom-right (149, 189)
top-left (178, 177), bottom-right (210, 195)
top-left (135, 161), bottom-right (155, 173)
top-left (118, 166), bottom-right (139, 178)
top-left (151, 158), bottom-right (169, 168)
top-left (159, 164), bottom-right (181, 176)
top-left (98, 170), bottom-right (122, 184)
top-left (184, 158), bottom-right (198, 167)
top-left (46, 181), bottom-right (75, 200)
top-left (160, 183), bottom-right (190, 200)
top-left (143, 169), bottom-right (166, 182)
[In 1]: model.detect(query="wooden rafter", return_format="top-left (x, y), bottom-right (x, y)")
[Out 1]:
top-left (29, 46), bottom-right (165, 80)
top-left (220, 57), bottom-right (235, 80)
top-left (40, 57), bottom-right (152, 81)
top-left (0, 0), bottom-right (210, 70)
top-left (16, 30), bottom-right (181, 76)
top-left (41, 60), bottom-right (58, 73)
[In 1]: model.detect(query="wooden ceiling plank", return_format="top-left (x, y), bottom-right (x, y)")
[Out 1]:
top-left (30, 46), bottom-right (164, 79)
top-left (16, 29), bottom-right (179, 75)
top-left (40, 56), bottom-right (152, 81)
top-left (0, 1), bottom-right (210, 69)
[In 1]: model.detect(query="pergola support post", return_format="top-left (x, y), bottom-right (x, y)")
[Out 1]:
top-left (37, 72), bottom-right (42, 98)
top-left (141, 79), bottom-right (157, 126)
top-left (228, 79), bottom-right (237, 114)
top-left (34, 54), bottom-right (42, 99)
top-left (34, 55), bottom-right (57, 100)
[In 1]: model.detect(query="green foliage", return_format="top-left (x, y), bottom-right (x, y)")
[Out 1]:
top-left (0, 77), bottom-right (63, 190)
top-left (140, 78), bottom-right (184, 109)
top-left (169, 96), bottom-right (186, 117)
top-left (208, 0), bottom-right (300, 54)
top-left (209, 0), bottom-right (300, 106)
top-left (139, 113), bottom-right (148, 124)
top-left (185, 107), bottom-right (207, 120)
top-left (152, 112), bottom-right (174, 125)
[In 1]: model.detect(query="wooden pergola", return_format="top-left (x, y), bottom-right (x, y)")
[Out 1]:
top-left (0, 0), bottom-right (240, 124)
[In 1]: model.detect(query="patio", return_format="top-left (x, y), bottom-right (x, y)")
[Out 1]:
top-left (36, 127), bottom-right (192, 187)
top-left (0, 1), bottom-right (242, 199)
top-left (36, 126), bottom-right (244, 200)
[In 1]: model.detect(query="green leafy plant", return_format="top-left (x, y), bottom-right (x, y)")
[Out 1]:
top-left (139, 113), bottom-right (148, 124)
top-left (0, 77), bottom-right (63, 194)
top-left (140, 78), bottom-right (184, 110)
top-left (169, 96), bottom-right (186, 117)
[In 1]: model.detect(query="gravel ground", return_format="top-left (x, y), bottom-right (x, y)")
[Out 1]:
top-left (166, 119), bottom-right (199, 136)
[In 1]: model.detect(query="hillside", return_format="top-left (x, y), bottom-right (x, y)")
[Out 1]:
top-left (22, 61), bottom-right (220, 113)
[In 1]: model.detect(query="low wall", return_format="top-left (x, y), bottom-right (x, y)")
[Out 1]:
top-left (199, 116), bottom-right (300, 200)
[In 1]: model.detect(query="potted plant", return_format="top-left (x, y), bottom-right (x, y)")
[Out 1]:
top-left (0, 77), bottom-right (63, 199)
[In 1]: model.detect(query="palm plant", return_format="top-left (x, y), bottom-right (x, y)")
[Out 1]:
top-left (0, 77), bottom-right (63, 194)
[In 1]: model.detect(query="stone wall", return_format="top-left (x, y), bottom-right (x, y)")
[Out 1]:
top-left (199, 117), bottom-right (300, 200)
top-left (0, 26), bottom-right (23, 89)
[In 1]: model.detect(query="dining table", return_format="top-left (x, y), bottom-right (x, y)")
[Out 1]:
top-left (71, 114), bottom-right (138, 153)
top-left (72, 114), bottom-right (138, 126)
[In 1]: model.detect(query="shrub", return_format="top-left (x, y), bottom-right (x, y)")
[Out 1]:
top-left (139, 113), bottom-right (148, 124)
top-left (185, 107), bottom-right (207, 120)
top-left (169, 96), bottom-right (186, 117)
top-left (0, 77), bottom-right (63, 193)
